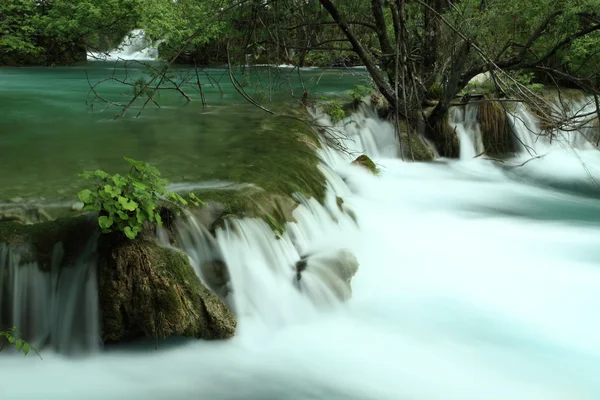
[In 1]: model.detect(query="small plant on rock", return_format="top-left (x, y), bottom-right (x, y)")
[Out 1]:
top-left (78, 157), bottom-right (202, 239)
top-left (322, 100), bottom-right (346, 123)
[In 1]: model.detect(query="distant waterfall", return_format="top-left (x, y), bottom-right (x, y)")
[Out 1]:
top-left (87, 29), bottom-right (160, 61)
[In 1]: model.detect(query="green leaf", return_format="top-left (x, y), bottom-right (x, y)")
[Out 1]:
top-left (104, 184), bottom-right (121, 197)
top-left (98, 215), bottom-right (114, 229)
top-left (78, 189), bottom-right (94, 204)
top-left (112, 174), bottom-right (128, 188)
top-left (155, 213), bottom-right (163, 227)
top-left (15, 339), bottom-right (23, 351)
top-left (136, 208), bottom-right (146, 224)
top-left (123, 226), bottom-right (137, 239)
top-left (118, 196), bottom-right (138, 211)
top-left (23, 342), bottom-right (30, 355)
top-left (132, 181), bottom-right (147, 190)
top-left (117, 210), bottom-right (129, 220)
top-left (99, 189), bottom-right (112, 200)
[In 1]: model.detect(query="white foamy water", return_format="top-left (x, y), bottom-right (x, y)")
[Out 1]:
top-left (87, 29), bottom-right (159, 61)
top-left (2, 100), bottom-right (600, 399)
top-left (451, 93), bottom-right (598, 159)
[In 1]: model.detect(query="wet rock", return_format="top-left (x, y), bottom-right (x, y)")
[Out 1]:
top-left (352, 155), bottom-right (379, 175)
top-left (37, 208), bottom-right (52, 222)
top-left (98, 238), bottom-right (236, 343)
top-left (0, 216), bottom-right (97, 270)
top-left (295, 248), bottom-right (359, 302)
top-left (0, 208), bottom-right (26, 223)
top-left (199, 260), bottom-right (230, 299)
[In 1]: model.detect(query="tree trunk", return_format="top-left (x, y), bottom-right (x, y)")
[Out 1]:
top-left (318, 0), bottom-right (397, 111)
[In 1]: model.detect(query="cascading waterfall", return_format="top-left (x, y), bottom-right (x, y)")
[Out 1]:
top-left (0, 235), bottom-right (100, 354)
top-left (3, 97), bottom-right (600, 399)
top-left (449, 103), bottom-right (485, 159)
top-left (87, 29), bottom-right (160, 61)
top-left (453, 94), bottom-right (599, 158)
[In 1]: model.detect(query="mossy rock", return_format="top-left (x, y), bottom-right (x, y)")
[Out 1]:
top-left (477, 94), bottom-right (517, 156)
top-left (182, 188), bottom-right (299, 236)
top-left (423, 112), bottom-right (459, 158)
top-left (98, 237), bottom-right (236, 343)
top-left (352, 155), bottom-right (380, 175)
top-left (401, 132), bottom-right (436, 161)
top-left (0, 216), bottom-right (97, 271)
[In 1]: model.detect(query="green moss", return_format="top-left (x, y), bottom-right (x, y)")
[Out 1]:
top-left (163, 112), bottom-right (326, 234)
top-left (193, 113), bottom-right (326, 203)
top-left (0, 216), bottom-right (97, 270)
top-left (352, 155), bottom-right (380, 175)
top-left (193, 188), bottom-right (298, 236)
top-left (478, 94), bottom-right (516, 156)
top-left (400, 131), bottom-right (436, 161)
top-left (98, 238), bottom-right (236, 343)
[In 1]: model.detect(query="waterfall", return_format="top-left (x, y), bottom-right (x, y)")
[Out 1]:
top-left (308, 101), bottom-right (406, 167)
top-left (451, 94), bottom-right (599, 158)
top-left (449, 103), bottom-right (485, 159)
top-left (4, 96), bottom-right (600, 398)
top-left (0, 236), bottom-right (100, 354)
top-left (175, 191), bottom-right (361, 328)
top-left (87, 29), bottom-right (160, 61)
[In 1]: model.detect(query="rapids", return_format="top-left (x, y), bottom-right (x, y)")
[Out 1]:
top-left (2, 97), bottom-right (600, 399)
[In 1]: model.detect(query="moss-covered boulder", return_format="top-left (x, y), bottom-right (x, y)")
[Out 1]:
top-left (399, 131), bottom-right (436, 162)
top-left (477, 94), bottom-right (516, 156)
top-left (352, 155), bottom-right (380, 175)
top-left (98, 238), bottom-right (235, 343)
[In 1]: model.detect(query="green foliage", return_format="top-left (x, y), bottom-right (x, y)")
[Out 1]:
top-left (322, 101), bottom-right (347, 123)
top-left (0, 326), bottom-right (40, 358)
top-left (0, 0), bottom-right (42, 62)
top-left (348, 85), bottom-right (375, 101)
top-left (78, 158), bottom-right (202, 239)
top-left (1, 0), bottom-right (145, 65)
top-left (141, 0), bottom-right (226, 61)
top-left (509, 71), bottom-right (545, 93)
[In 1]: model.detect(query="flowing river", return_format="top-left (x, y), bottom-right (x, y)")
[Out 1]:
top-left (1, 61), bottom-right (600, 399)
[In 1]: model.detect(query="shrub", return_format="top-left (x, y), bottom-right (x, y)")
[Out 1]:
top-left (78, 157), bottom-right (202, 239)
top-left (322, 100), bottom-right (346, 123)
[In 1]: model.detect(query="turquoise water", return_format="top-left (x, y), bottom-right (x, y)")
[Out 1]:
top-left (0, 62), bottom-right (366, 201)
top-left (2, 62), bottom-right (600, 399)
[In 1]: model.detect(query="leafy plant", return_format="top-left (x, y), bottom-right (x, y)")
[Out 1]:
top-left (509, 71), bottom-right (544, 93)
top-left (322, 100), bottom-right (346, 123)
top-left (348, 85), bottom-right (375, 101)
top-left (78, 157), bottom-right (202, 239)
top-left (0, 326), bottom-right (41, 358)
